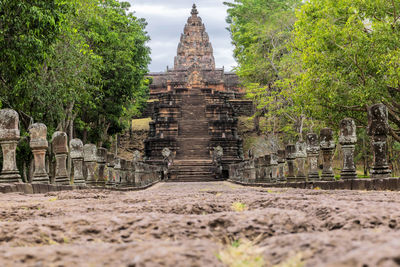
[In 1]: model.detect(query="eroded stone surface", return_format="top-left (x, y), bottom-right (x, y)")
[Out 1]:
top-left (29, 123), bottom-right (49, 184)
top-left (0, 182), bottom-right (400, 266)
top-left (339, 118), bottom-right (357, 180)
top-left (306, 133), bottom-right (319, 181)
top-left (368, 104), bottom-right (391, 178)
top-left (0, 109), bottom-right (21, 183)
top-left (84, 144), bottom-right (97, 186)
top-left (320, 128), bottom-right (335, 181)
top-left (286, 144), bottom-right (296, 182)
top-left (70, 139), bottom-right (85, 185)
top-left (295, 141), bottom-right (307, 181)
top-left (52, 131), bottom-right (69, 185)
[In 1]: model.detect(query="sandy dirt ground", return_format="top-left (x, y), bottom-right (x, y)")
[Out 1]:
top-left (0, 182), bottom-right (400, 266)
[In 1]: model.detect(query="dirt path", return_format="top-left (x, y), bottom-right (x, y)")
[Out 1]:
top-left (0, 182), bottom-right (400, 266)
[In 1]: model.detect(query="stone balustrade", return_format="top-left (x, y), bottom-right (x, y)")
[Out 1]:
top-left (228, 105), bottom-right (399, 191)
top-left (1, 105), bottom-right (399, 193)
top-left (0, 108), bottom-right (162, 194)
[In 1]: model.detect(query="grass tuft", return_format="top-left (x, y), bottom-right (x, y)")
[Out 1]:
top-left (231, 202), bottom-right (247, 212)
top-left (217, 239), bottom-right (265, 267)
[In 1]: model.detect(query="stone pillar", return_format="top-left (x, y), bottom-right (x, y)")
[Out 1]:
top-left (114, 158), bottom-right (121, 184)
top-left (306, 133), bottom-right (320, 181)
top-left (255, 157), bottom-right (263, 182)
top-left (120, 159), bottom-right (127, 186)
top-left (277, 149), bottom-right (286, 182)
top-left (70, 138), bottom-right (85, 185)
top-left (134, 161), bottom-right (143, 186)
top-left (29, 123), bottom-right (49, 184)
top-left (96, 148), bottom-right (107, 187)
top-left (339, 118), bottom-right (357, 179)
top-left (295, 141), bottom-right (307, 181)
top-left (285, 144), bottom-right (296, 182)
top-left (320, 128), bottom-right (335, 181)
top-left (368, 104), bottom-right (392, 178)
top-left (264, 155), bottom-right (272, 182)
top-left (270, 153), bottom-right (278, 182)
top-left (52, 131), bottom-right (69, 185)
top-left (0, 109), bottom-right (21, 183)
top-left (130, 161), bottom-right (137, 186)
top-left (126, 160), bottom-right (133, 186)
top-left (83, 144), bottom-right (97, 186)
top-left (244, 159), bottom-right (256, 183)
top-left (106, 153), bottom-right (116, 186)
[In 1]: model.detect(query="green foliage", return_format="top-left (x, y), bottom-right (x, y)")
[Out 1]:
top-left (0, 0), bottom-right (150, 145)
top-left (73, 0), bottom-right (151, 144)
top-left (0, 0), bottom-right (68, 92)
top-left (225, 0), bottom-right (310, 140)
top-left (293, 0), bottom-right (400, 130)
top-left (0, 0), bottom-right (150, 179)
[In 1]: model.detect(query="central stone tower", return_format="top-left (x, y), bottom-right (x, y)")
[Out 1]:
top-left (174, 4), bottom-right (215, 72)
top-left (144, 4), bottom-right (252, 182)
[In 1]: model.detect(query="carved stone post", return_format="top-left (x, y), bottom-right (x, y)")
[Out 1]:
top-left (120, 159), bottom-right (127, 186)
top-left (255, 157), bottom-right (263, 182)
top-left (277, 149), bottom-right (286, 182)
top-left (70, 139), bottom-right (85, 185)
top-left (52, 131), bottom-right (69, 185)
top-left (130, 161), bottom-right (136, 186)
top-left (270, 153), bottom-right (278, 182)
top-left (29, 123), bottom-right (49, 184)
top-left (295, 141), bottom-right (307, 181)
top-left (96, 148), bottom-right (107, 187)
top-left (0, 109), bottom-right (21, 183)
top-left (264, 155), bottom-right (272, 182)
top-left (246, 159), bottom-right (256, 183)
top-left (125, 160), bottom-right (133, 186)
top-left (106, 153), bottom-right (116, 186)
top-left (368, 104), bottom-right (392, 178)
top-left (135, 161), bottom-right (143, 186)
top-left (320, 128), bottom-right (335, 181)
top-left (83, 144), bottom-right (97, 186)
top-left (286, 144), bottom-right (296, 182)
top-left (339, 118), bottom-right (357, 179)
top-left (306, 133), bottom-right (320, 181)
top-left (114, 158), bottom-right (121, 184)
top-left (133, 151), bottom-right (141, 185)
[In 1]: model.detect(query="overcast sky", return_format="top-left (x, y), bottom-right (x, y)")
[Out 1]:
top-left (127, 0), bottom-right (236, 72)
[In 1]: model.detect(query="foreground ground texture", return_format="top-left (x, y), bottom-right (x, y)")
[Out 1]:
top-left (1, 182), bottom-right (400, 266)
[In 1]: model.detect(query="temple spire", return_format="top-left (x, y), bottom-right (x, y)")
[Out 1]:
top-left (191, 4), bottom-right (198, 16)
top-left (173, 4), bottom-right (215, 71)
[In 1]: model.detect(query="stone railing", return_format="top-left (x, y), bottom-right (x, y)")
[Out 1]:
top-left (229, 104), bottom-right (400, 191)
top-left (0, 109), bottom-right (162, 194)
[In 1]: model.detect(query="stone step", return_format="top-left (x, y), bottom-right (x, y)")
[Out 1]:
top-left (167, 176), bottom-right (222, 182)
top-left (173, 160), bottom-right (213, 164)
top-left (170, 171), bottom-right (212, 176)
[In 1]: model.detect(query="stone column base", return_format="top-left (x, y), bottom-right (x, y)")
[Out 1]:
top-left (0, 172), bottom-right (22, 183)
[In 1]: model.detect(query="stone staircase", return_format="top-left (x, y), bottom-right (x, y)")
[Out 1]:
top-left (168, 92), bottom-right (220, 182)
top-left (169, 159), bottom-right (218, 182)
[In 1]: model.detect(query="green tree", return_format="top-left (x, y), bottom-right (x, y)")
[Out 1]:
top-left (293, 0), bottom-right (400, 139)
top-left (225, 0), bottom-right (307, 139)
top-left (0, 0), bottom-right (69, 118)
top-left (76, 0), bottom-right (151, 145)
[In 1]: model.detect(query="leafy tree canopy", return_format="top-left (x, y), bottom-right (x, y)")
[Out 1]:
top-left (0, 0), bottom-right (151, 146)
top-left (294, 0), bottom-right (400, 140)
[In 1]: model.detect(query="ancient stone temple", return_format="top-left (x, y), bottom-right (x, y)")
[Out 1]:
top-left (144, 4), bottom-right (252, 182)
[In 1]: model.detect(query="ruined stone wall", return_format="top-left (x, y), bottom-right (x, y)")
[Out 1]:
top-left (229, 104), bottom-right (398, 190)
top-left (0, 109), bottom-right (162, 192)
